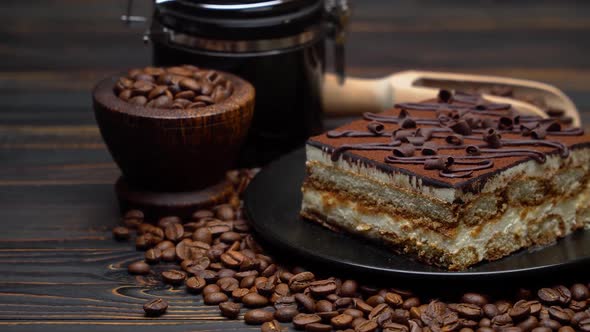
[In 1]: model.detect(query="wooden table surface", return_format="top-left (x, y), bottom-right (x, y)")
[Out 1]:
top-left (1, 0), bottom-right (589, 331)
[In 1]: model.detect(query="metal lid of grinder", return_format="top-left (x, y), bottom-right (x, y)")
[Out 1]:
top-left (154, 0), bottom-right (324, 40)
top-left (123, 0), bottom-right (349, 81)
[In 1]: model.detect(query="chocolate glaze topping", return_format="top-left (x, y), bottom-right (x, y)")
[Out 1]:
top-left (314, 90), bottom-right (587, 186)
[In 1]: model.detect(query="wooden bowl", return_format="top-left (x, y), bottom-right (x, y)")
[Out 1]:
top-left (92, 71), bottom-right (255, 193)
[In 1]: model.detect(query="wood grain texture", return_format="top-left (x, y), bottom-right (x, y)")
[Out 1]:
top-left (1, 0), bottom-right (589, 331)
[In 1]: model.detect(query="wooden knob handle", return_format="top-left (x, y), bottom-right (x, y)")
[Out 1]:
top-left (322, 73), bottom-right (393, 115)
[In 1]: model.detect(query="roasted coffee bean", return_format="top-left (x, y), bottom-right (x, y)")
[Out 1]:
top-left (548, 306), bottom-right (571, 322)
top-left (274, 283), bottom-right (291, 298)
top-left (305, 322), bottom-right (331, 332)
top-left (179, 78), bottom-right (201, 92)
top-left (193, 209), bottom-right (214, 220)
top-left (343, 308), bottom-right (364, 319)
top-left (496, 300), bottom-right (512, 315)
top-left (309, 279), bottom-right (337, 297)
top-left (572, 311), bottom-right (590, 325)
top-left (155, 240), bottom-right (175, 251)
top-left (409, 306), bottom-right (422, 319)
top-left (261, 319), bottom-right (283, 332)
top-left (479, 317), bottom-right (492, 327)
top-left (219, 231), bottom-right (241, 244)
top-left (554, 285), bottom-right (572, 305)
top-left (161, 269), bottom-right (186, 285)
top-left (256, 279), bottom-right (276, 297)
top-left (165, 223), bottom-right (184, 242)
top-left (558, 326), bottom-right (575, 332)
top-left (331, 313), bottom-right (353, 329)
top-left (215, 204), bottom-right (235, 221)
top-left (354, 299), bottom-right (374, 314)
top-left (217, 268), bottom-right (236, 278)
top-left (245, 309), bottom-right (275, 325)
top-left (241, 275), bottom-right (257, 289)
top-left (143, 298), bottom-right (168, 316)
top-left (334, 297), bottom-right (353, 310)
top-left (231, 288), bottom-right (249, 302)
top-left (517, 315), bottom-right (538, 332)
top-left (491, 313), bottom-right (513, 328)
top-left (315, 300), bottom-right (333, 313)
top-left (220, 251), bottom-right (245, 267)
top-left (182, 257), bottom-right (211, 274)
top-left (176, 239), bottom-right (209, 261)
top-left (538, 318), bottom-right (561, 330)
top-left (509, 300), bottom-right (531, 321)
top-left (186, 276), bottom-right (206, 293)
top-left (161, 247), bottom-right (177, 262)
top-left (243, 292), bottom-right (269, 308)
top-left (148, 85), bottom-right (168, 99)
top-left (293, 313), bottom-right (322, 330)
top-left (294, 293), bottom-right (315, 312)
top-left (368, 303), bottom-right (390, 320)
top-left (403, 297), bottom-right (421, 310)
top-left (383, 322), bottom-right (410, 332)
top-left (580, 317), bottom-right (590, 332)
top-left (385, 292), bottom-right (404, 307)
top-left (530, 328), bottom-right (551, 332)
top-left (217, 277), bottom-right (239, 293)
top-left (275, 307), bottom-right (299, 322)
top-left (274, 296), bottom-right (297, 309)
top-left (527, 301), bottom-right (542, 316)
top-left (453, 303), bottom-right (483, 319)
top-left (391, 308), bottom-right (410, 324)
top-left (366, 295), bottom-right (385, 307)
top-left (204, 291), bottom-right (229, 305)
top-left (112, 226), bottom-right (130, 240)
top-left (462, 293), bottom-right (488, 306)
top-left (290, 272), bottom-right (315, 293)
top-left (408, 320), bottom-right (422, 332)
top-left (203, 284), bottom-right (221, 296)
top-left (219, 301), bottom-right (241, 319)
top-left (128, 261), bottom-right (150, 275)
top-left (569, 299), bottom-right (587, 311)
top-left (482, 304), bottom-right (499, 318)
top-left (538, 288), bottom-right (560, 303)
top-left (145, 248), bottom-right (162, 264)
top-left (571, 284), bottom-right (589, 301)
top-left (355, 319), bottom-right (379, 332)
top-left (502, 327), bottom-right (523, 332)
top-left (340, 280), bottom-right (358, 297)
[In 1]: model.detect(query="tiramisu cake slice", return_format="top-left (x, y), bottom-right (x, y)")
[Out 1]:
top-left (300, 90), bottom-right (590, 270)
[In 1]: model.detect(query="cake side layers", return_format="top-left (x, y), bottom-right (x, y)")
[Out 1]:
top-left (306, 144), bottom-right (590, 210)
top-left (301, 181), bottom-right (590, 270)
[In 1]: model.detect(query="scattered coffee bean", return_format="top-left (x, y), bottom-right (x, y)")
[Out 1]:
top-left (331, 313), bottom-right (353, 329)
top-left (275, 306), bottom-right (299, 322)
top-left (245, 309), bottom-right (275, 325)
top-left (144, 248), bottom-right (162, 264)
top-left (186, 276), bottom-right (207, 293)
top-left (128, 261), bottom-right (150, 275)
top-left (243, 292), bottom-right (270, 308)
top-left (305, 322), bottom-right (332, 332)
top-left (261, 319), bottom-right (282, 332)
top-left (340, 280), bottom-right (358, 297)
top-left (205, 292), bottom-right (229, 305)
top-left (161, 270), bottom-right (186, 285)
top-left (538, 288), bottom-right (560, 303)
top-left (219, 301), bottom-right (241, 319)
top-left (293, 313), bottom-right (322, 330)
top-left (143, 298), bottom-right (168, 316)
top-left (462, 293), bottom-right (488, 306)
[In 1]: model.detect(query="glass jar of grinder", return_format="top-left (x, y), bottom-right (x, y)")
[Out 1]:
top-left (123, 0), bottom-right (349, 166)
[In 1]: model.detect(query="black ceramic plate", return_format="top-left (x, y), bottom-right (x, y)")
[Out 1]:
top-left (244, 148), bottom-right (590, 282)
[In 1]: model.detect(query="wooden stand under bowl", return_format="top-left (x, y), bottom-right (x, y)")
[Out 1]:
top-left (92, 71), bottom-right (255, 220)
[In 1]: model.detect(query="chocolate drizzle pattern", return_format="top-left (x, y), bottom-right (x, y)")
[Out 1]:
top-left (325, 90), bottom-right (584, 178)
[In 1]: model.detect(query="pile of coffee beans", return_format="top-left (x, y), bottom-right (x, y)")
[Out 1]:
top-left (113, 65), bottom-right (233, 109)
top-left (114, 170), bottom-right (590, 331)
